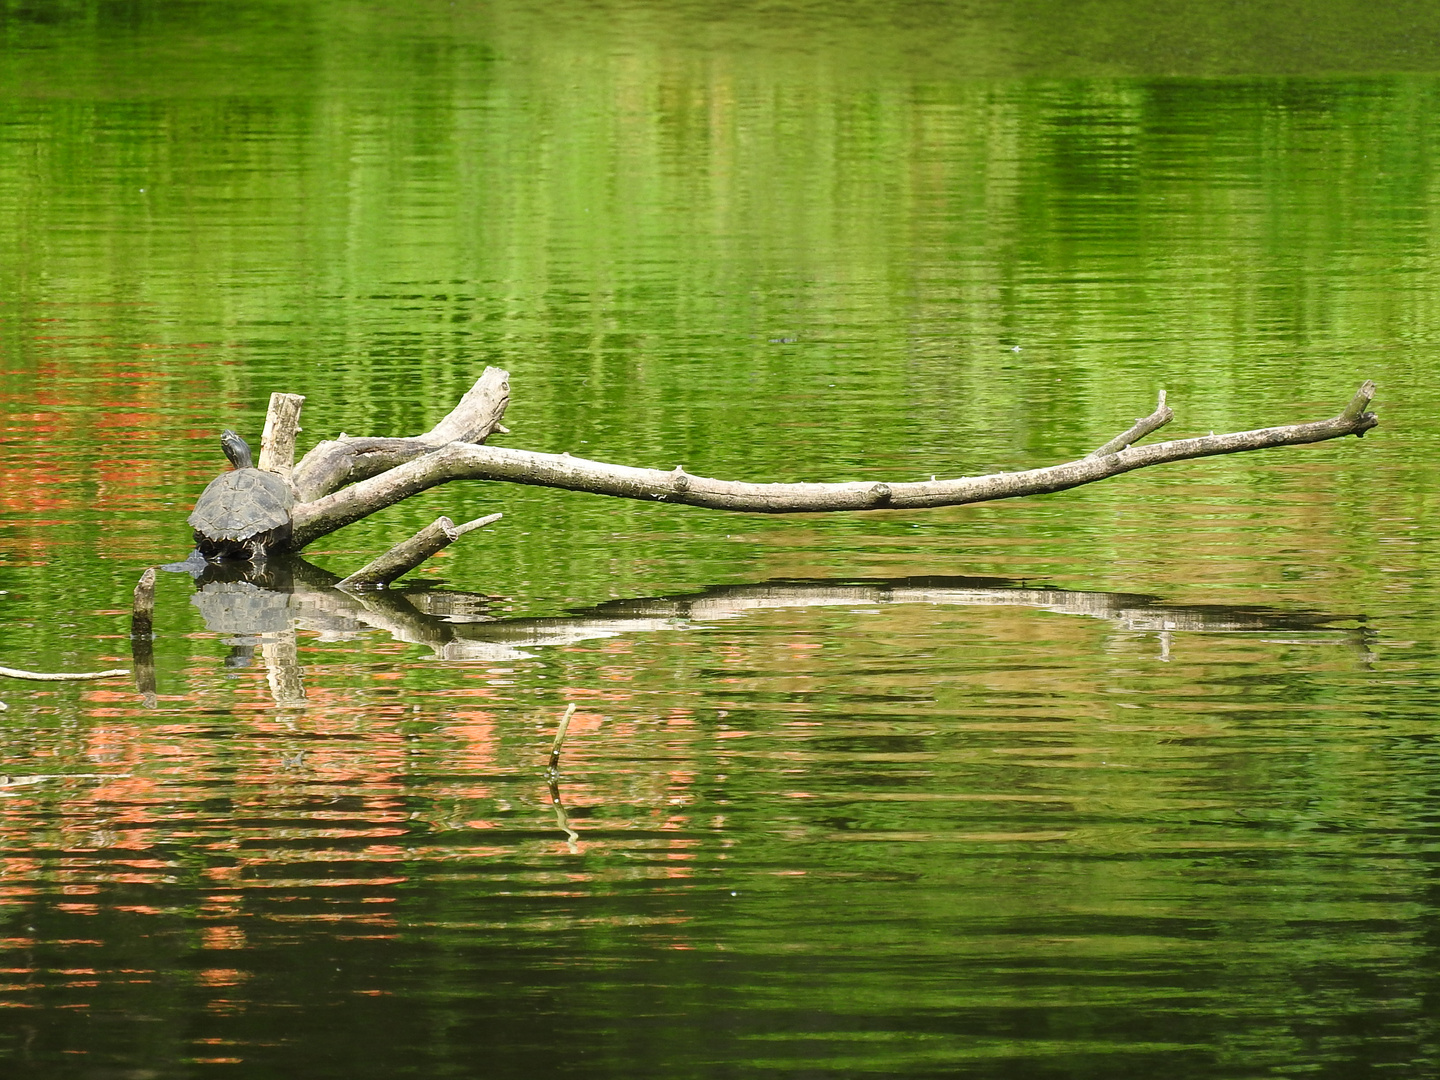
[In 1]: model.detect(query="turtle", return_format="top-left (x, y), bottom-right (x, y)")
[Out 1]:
top-left (188, 430), bottom-right (295, 561)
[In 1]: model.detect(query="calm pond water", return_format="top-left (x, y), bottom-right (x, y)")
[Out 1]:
top-left (3, 2), bottom-right (1440, 1077)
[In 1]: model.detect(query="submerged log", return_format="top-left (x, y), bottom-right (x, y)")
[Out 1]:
top-left (187, 371), bottom-right (1378, 568)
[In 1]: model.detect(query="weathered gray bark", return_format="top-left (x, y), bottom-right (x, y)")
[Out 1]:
top-left (284, 380), bottom-right (1377, 551)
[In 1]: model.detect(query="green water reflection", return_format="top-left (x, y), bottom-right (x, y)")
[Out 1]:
top-left (2, 1), bottom-right (1439, 1077)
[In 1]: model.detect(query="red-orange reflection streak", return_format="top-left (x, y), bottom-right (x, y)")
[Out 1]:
top-left (0, 624), bottom-right (731, 1022)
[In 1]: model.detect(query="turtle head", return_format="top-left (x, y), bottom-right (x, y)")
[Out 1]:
top-left (220, 430), bottom-right (254, 470)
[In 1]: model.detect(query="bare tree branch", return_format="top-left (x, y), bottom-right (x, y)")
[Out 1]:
top-left (287, 381), bottom-right (1377, 550)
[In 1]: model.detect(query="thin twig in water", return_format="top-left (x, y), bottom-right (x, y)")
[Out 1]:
top-left (0, 773), bottom-right (131, 791)
top-left (547, 702), bottom-right (577, 773)
top-left (0, 666), bottom-right (129, 681)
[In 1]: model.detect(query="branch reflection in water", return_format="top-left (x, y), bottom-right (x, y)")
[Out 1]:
top-left (141, 559), bottom-right (1372, 709)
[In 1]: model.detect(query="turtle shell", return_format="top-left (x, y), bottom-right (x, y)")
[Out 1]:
top-left (189, 467), bottom-right (295, 558)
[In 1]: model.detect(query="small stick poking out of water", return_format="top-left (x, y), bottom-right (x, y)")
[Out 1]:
top-left (132, 567), bottom-right (157, 639)
top-left (131, 567), bottom-right (159, 708)
top-left (548, 702), bottom-right (577, 773)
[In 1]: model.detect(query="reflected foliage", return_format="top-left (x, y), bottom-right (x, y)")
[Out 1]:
top-left (1, 1), bottom-right (1439, 1077)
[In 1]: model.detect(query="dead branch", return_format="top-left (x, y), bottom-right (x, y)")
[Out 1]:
top-left (286, 380), bottom-right (1376, 550)
top-left (336, 513), bottom-right (502, 588)
top-left (130, 566), bottom-right (159, 706)
top-left (548, 702), bottom-right (577, 773)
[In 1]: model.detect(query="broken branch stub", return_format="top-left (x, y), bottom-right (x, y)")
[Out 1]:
top-left (131, 566), bottom-right (157, 639)
top-left (1087, 390), bottom-right (1172, 458)
top-left (258, 392), bottom-right (305, 478)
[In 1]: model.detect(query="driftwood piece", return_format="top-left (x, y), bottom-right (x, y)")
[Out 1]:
top-left (186, 369), bottom-right (1376, 564)
top-left (336, 513), bottom-right (503, 588)
top-left (286, 381), bottom-right (1377, 549)
top-left (289, 366), bottom-right (510, 502)
top-left (258, 392), bottom-right (305, 478)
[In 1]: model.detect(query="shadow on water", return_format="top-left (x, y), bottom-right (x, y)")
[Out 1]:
top-left (139, 558), bottom-right (1373, 706)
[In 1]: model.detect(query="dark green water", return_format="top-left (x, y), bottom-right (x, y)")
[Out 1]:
top-left (2, 2), bottom-right (1439, 1076)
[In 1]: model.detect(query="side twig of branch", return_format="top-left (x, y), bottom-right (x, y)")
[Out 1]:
top-left (336, 512), bottom-right (503, 588)
top-left (1087, 390), bottom-right (1172, 458)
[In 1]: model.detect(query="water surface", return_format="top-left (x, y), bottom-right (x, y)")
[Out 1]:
top-left (1, 2), bottom-right (1438, 1077)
